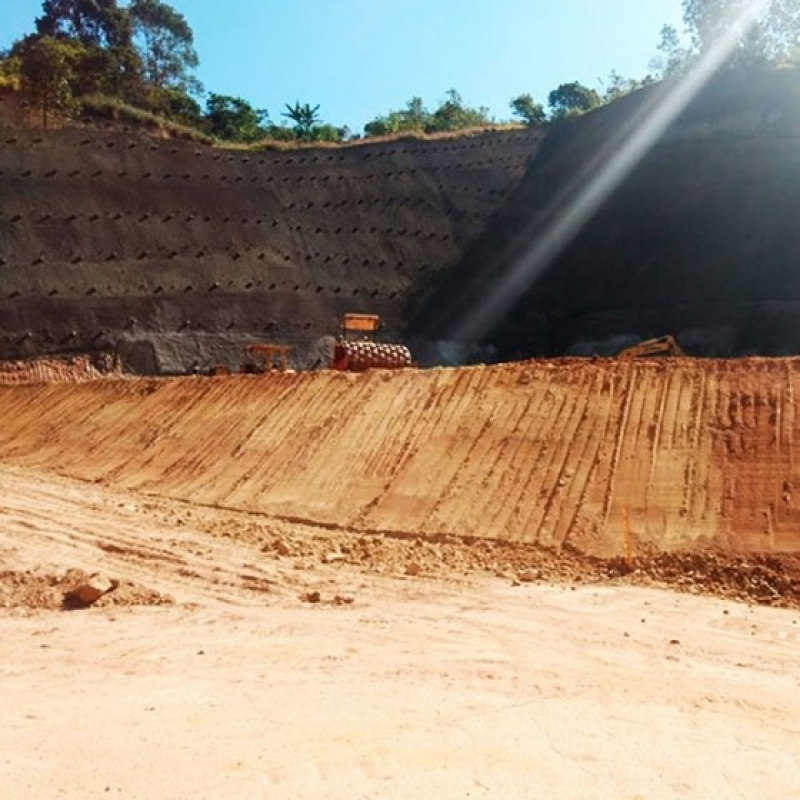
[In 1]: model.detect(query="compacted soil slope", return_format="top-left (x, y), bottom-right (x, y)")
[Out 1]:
top-left (2, 357), bottom-right (799, 555)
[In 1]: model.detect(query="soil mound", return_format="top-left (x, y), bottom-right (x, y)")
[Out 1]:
top-left (1, 358), bottom-right (799, 559)
top-left (0, 567), bottom-right (171, 611)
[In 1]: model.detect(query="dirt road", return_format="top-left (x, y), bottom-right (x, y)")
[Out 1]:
top-left (3, 359), bottom-right (800, 797)
top-left (1, 466), bottom-right (799, 799)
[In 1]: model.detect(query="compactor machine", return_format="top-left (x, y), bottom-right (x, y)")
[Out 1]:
top-left (330, 314), bottom-right (413, 371)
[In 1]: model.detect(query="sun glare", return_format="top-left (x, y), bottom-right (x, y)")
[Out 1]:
top-left (449, 0), bottom-right (770, 344)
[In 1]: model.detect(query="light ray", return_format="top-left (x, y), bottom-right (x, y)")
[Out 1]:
top-left (449, 0), bottom-right (770, 344)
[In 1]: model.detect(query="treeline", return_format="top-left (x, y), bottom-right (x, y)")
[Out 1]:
top-left (1, 1), bottom-right (799, 145)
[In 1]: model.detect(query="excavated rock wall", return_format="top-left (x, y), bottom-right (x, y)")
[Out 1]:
top-left (0, 112), bottom-right (541, 373)
top-left (413, 68), bottom-right (800, 359)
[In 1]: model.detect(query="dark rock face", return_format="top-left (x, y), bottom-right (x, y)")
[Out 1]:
top-left (412, 68), bottom-right (800, 360)
top-left (0, 100), bottom-right (541, 372)
top-left (6, 68), bottom-right (800, 371)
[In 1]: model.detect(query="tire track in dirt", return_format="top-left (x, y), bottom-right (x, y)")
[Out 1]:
top-left (0, 466), bottom-right (291, 605)
top-left (2, 359), bottom-right (800, 555)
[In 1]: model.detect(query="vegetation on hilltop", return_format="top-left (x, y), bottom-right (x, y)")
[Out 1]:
top-left (1, 0), bottom-right (799, 147)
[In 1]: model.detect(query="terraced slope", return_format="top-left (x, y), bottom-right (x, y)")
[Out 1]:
top-left (1, 358), bottom-right (798, 555)
top-left (415, 67), bottom-right (800, 358)
top-left (0, 116), bottom-right (541, 372)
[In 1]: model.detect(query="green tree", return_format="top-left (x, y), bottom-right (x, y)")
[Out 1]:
top-left (34, 0), bottom-right (142, 100)
top-left (36, 0), bottom-right (134, 49)
top-left (205, 93), bottom-right (268, 142)
top-left (363, 96), bottom-right (430, 137)
top-left (427, 89), bottom-right (492, 132)
top-left (282, 101), bottom-right (322, 140)
top-left (600, 70), bottom-right (654, 103)
top-left (129, 0), bottom-right (200, 93)
top-left (548, 81), bottom-right (601, 120)
top-left (310, 123), bottom-right (345, 143)
top-left (655, 1), bottom-right (800, 74)
top-left (144, 85), bottom-right (201, 125)
top-left (0, 52), bottom-right (22, 89)
top-left (17, 34), bottom-right (84, 127)
top-left (509, 93), bottom-right (546, 125)
top-left (651, 24), bottom-right (691, 77)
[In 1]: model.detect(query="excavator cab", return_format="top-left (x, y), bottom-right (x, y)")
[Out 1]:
top-left (341, 313), bottom-right (381, 340)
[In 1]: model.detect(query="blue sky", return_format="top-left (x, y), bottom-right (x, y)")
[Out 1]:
top-left (2, 0), bottom-right (684, 131)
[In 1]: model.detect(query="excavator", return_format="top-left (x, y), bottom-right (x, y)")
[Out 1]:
top-left (617, 335), bottom-right (685, 359)
top-left (330, 313), bottom-right (413, 371)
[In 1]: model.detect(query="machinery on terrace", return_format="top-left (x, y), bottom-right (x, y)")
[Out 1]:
top-left (330, 313), bottom-right (413, 371)
top-left (241, 343), bottom-right (293, 373)
top-left (617, 335), bottom-right (685, 359)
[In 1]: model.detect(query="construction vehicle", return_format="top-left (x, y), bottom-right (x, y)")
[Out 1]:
top-left (241, 343), bottom-right (293, 373)
top-left (330, 313), bottom-right (413, 371)
top-left (617, 335), bottom-right (685, 359)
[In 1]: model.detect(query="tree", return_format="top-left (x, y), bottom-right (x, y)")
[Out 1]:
top-left (427, 88), bottom-right (492, 132)
top-left (205, 93), bottom-right (268, 142)
top-left (655, 0), bottom-right (800, 74)
top-left (36, 0), bottom-right (134, 49)
top-left (17, 34), bottom-right (84, 127)
top-left (600, 70), bottom-right (654, 103)
top-left (548, 81), bottom-right (601, 120)
top-left (129, 0), bottom-right (200, 93)
top-left (509, 93), bottom-right (546, 126)
top-left (363, 96), bottom-right (430, 137)
top-left (0, 52), bottom-right (22, 90)
top-left (651, 24), bottom-right (691, 77)
top-left (282, 101), bottom-right (322, 140)
top-left (34, 0), bottom-right (142, 100)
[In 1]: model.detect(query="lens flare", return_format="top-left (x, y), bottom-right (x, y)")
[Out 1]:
top-left (450, 0), bottom-right (770, 344)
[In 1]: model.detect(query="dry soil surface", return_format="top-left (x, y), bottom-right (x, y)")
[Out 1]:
top-left (2, 464), bottom-right (800, 799)
top-left (3, 360), bottom-right (800, 797)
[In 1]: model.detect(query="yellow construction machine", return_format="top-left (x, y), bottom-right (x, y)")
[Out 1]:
top-left (241, 343), bottom-right (293, 373)
top-left (617, 335), bottom-right (685, 359)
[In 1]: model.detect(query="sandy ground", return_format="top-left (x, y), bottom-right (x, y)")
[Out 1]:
top-left (2, 464), bottom-right (800, 799)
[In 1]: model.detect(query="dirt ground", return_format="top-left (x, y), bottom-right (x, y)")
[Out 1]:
top-left (3, 361), bottom-right (800, 797)
top-left (1, 465), bottom-right (800, 799)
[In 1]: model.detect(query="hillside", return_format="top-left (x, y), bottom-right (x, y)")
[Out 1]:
top-left (414, 68), bottom-right (800, 360)
top-left (0, 89), bottom-right (541, 372)
top-left (2, 358), bottom-right (799, 556)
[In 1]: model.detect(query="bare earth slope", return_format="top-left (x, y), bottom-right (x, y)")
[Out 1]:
top-left (2, 357), bottom-right (799, 555)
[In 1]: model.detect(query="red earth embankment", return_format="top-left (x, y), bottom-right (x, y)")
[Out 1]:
top-left (1, 357), bottom-right (798, 556)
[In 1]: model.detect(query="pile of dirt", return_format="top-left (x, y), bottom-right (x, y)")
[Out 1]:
top-left (176, 502), bottom-right (800, 608)
top-left (612, 548), bottom-right (800, 607)
top-left (0, 354), bottom-right (120, 385)
top-left (0, 567), bottom-right (172, 611)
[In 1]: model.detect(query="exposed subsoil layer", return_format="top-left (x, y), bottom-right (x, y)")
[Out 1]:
top-left (2, 357), bottom-right (800, 561)
top-left (3, 361), bottom-right (800, 797)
